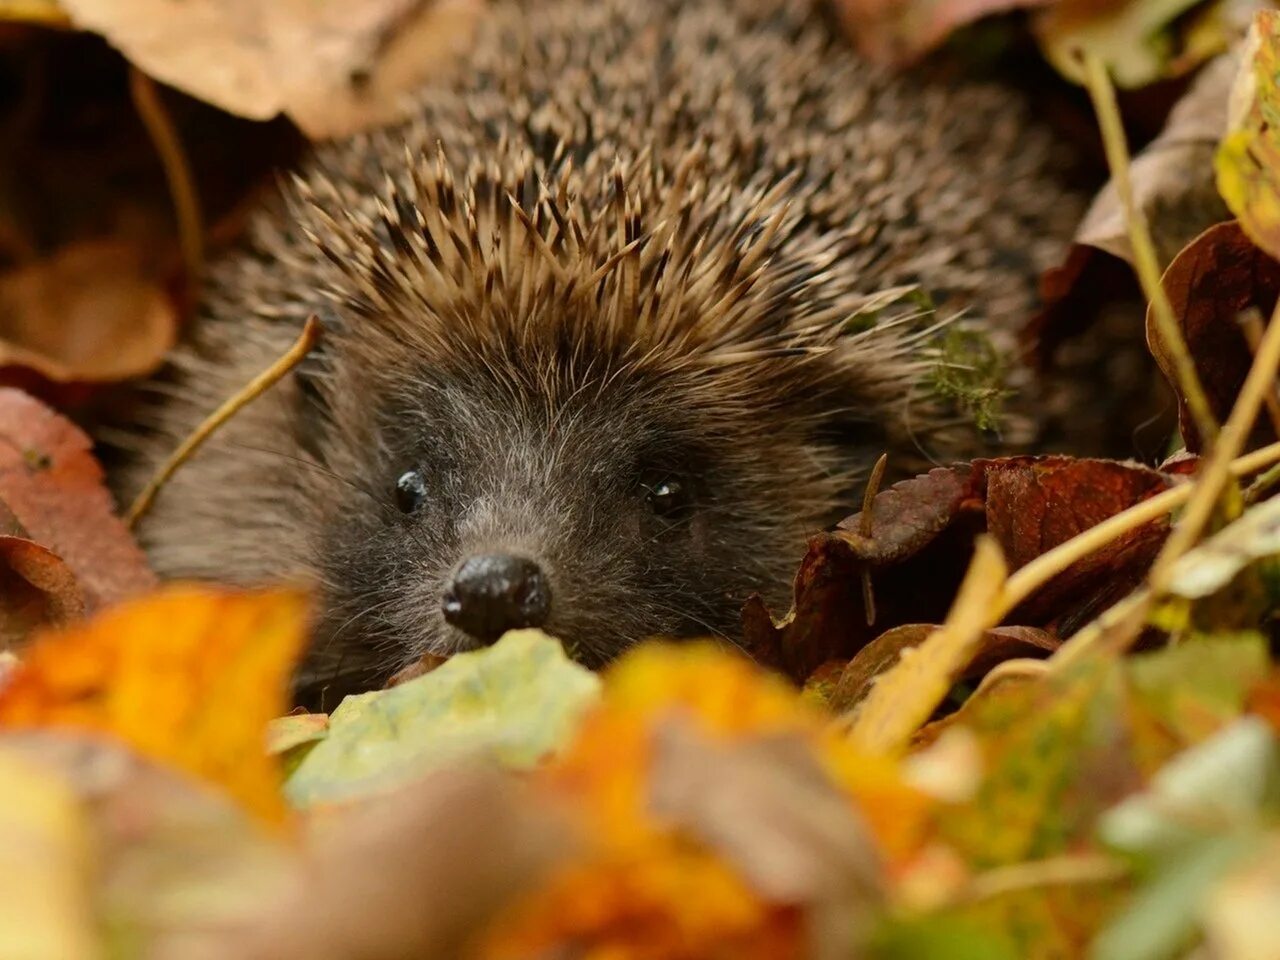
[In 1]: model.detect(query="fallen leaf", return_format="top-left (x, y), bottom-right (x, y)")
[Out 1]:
top-left (848, 538), bottom-right (1008, 755)
top-left (1217, 9), bottom-right (1280, 260)
top-left (648, 722), bottom-right (884, 906)
top-left (284, 629), bottom-right (601, 807)
top-left (1076, 49), bottom-right (1236, 266)
top-left (1, 731), bottom-right (295, 958)
top-left (817, 624), bottom-right (1058, 714)
top-left (746, 456), bottom-right (1182, 681)
top-left (1149, 219), bottom-right (1280, 451)
top-left (1092, 717), bottom-right (1276, 960)
top-left (57, 0), bottom-right (484, 139)
top-left (0, 240), bottom-right (176, 384)
top-left (0, 746), bottom-right (97, 960)
top-left (0, 388), bottom-right (155, 610)
top-left (831, 0), bottom-right (1053, 66)
top-left (0, 535), bottom-right (85, 651)
top-left (1125, 633), bottom-right (1271, 748)
top-left (266, 712), bottom-right (329, 777)
top-left (1164, 493), bottom-right (1280, 597)
top-left (1100, 715), bottom-right (1274, 857)
top-left (1092, 834), bottom-right (1252, 960)
top-left (1202, 835), bottom-right (1280, 960)
top-left (647, 722), bottom-right (884, 957)
top-left (266, 712), bottom-right (329, 756)
top-left (0, 585), bottom-right (310, 823)
top-left (237, 764), bottom-right (570, 960)
top-left (483, 642), bottom-right (929, 960)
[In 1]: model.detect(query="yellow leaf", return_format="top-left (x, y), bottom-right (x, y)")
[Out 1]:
top-left (0, 585), bottom-right (309, 824)
top-left (1216, 10), bottom-right (1280, 261)
top-left (0, 749), bottom-right (98, 960)
top-left (847, 536), bottom-right (1009, 755)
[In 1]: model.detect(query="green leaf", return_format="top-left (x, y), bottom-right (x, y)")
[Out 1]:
top-left (1100, 717), bottom-right (1276, 857)
top-left (1126, 635), bottom-right (1270, 748)
top-left (285, 630), bottom-right (600, 807)
top-left (1090, 833), bottom-right (1254, 960)
top-left (1165, 496), bottom-right (1280, 600)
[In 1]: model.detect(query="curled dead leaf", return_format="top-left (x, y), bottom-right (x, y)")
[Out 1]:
top-left (0, 388), bottom-right (154, 610)
top-left (0, 535), bottom-right (85, 651)
top-left (1150, 219), bottom-right (1280, 451)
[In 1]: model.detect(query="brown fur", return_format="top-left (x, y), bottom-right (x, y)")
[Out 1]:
top-left (117, 0), bottom-right (1080, 693)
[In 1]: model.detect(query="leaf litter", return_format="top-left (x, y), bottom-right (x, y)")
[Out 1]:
top-left (6, 1), bottom-right (1280, 959)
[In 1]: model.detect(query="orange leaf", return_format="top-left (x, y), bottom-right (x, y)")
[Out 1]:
top-left (484, 643), bottom-right (930, 959)
top-left (0, 584), bottom-right (309, 824)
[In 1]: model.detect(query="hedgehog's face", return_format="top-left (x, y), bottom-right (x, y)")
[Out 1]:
top-left (303, 361), bottom-right (829, 689)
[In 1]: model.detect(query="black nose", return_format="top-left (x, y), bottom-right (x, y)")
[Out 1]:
top-left (441, 554), bottom-right (551, 643)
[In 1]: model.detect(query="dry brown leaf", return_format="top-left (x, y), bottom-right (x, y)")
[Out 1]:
top-left (649, 722), bottom-right (884, 905)
top-left (58, 0), bottom-right (485, 139)
top-left (0, 388), bottom-right (154, 610)
top-left (0, 240), bottom-right (176, 385)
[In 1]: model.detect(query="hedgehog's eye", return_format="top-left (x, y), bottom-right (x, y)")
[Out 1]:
top-left (395, 469), bottom-right (428, 514)
top-left (645, 476), bottom-right (693, 519)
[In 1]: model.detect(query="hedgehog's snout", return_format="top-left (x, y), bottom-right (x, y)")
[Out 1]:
top-left (441, 553), bottom-right (552, 643)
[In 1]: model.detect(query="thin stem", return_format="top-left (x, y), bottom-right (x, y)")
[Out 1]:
top-left (1237, 308), bottom-right (1280, 437)
top-left (1148, 295), bottom-right (1280, 590)
top-left (1081, 50), bottom-right (1219, 446)
top-left (127, 316), bottom-right (323, 528)
top-left (959, 854), bottom-right (1126, 905)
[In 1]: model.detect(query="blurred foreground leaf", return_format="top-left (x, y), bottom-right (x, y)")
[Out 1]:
top-left (0, 585), bottom-right (308, 823)
top-left (285, 629), bottom-right (601, 807)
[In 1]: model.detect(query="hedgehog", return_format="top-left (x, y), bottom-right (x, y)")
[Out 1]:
top-left (119, 0), bottom-right (1080, 698)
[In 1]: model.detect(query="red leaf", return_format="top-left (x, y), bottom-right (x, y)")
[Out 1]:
top-left (748, 456), bottom-right (1183, 682)
top-left (0, 388), bottom-right (154, 612)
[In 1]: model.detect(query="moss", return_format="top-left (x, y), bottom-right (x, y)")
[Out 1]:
top-left (926, 326), bottom-right (1010, 434)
